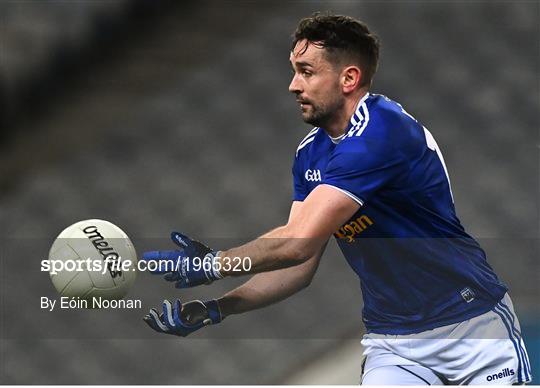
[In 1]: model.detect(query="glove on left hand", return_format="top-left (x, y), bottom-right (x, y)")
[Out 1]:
top-left (143, 299), bottom-right (223, 337)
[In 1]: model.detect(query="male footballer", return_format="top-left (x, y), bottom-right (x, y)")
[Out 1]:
top-left (142, 13), bottom-right (532, 385)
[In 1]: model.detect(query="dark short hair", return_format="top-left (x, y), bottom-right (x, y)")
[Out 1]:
top-left (292, 12), bottom-right (380, 87)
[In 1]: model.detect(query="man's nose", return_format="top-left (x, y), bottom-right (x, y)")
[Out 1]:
top-left (288, 74), bottom-right (302, 94)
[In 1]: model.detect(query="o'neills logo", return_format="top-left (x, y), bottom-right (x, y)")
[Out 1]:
top-left (334, 215), bottom-right (374, 242)
top-left (83, 225), bottom-right (122, 278)
top-left (486, 368), bottom-right (514, 381)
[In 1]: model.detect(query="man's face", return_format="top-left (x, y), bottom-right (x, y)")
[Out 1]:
top-left (289, 39), bottom-right (344, 127)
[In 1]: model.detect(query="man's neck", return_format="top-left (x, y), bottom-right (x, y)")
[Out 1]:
top-left (324, 89), bottom-right (368, 138)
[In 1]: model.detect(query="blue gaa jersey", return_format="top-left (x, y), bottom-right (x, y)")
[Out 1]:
top-left (292, 93), bottom-right (507, 335)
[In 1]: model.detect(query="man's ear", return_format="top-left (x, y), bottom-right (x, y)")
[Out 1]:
top-left (341, 66), bottom-right (362, 94)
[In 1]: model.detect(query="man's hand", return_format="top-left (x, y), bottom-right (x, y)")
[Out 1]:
top-left (143, 299), bottom-right (223, 337)
top-left (141, 232), bottom-right (223, 288)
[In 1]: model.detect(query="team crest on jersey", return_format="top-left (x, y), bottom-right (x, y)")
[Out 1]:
top-left (335, 215), bottom-right (374, 242)
top-left (460, 287), bottom-right (476, 303)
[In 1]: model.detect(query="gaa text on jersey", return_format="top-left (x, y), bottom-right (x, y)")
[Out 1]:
top-left (305, 169), bottom-right (322, 182)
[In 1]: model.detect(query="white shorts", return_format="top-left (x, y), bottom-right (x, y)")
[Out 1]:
top-left (361, 293), bottom-right (532, 385)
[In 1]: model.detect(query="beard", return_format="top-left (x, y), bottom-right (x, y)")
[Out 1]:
top-left (301, 96), bottom-right (345, 128)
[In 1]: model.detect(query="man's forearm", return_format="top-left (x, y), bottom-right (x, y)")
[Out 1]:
top-left (217, 226), bottom-right (326, 277)
top-left (217, 244), bottom-right (325, 317)
top-left (215, 188), bottom-right (355, 279)
top-left (217, 272), bottom-right (298, 318)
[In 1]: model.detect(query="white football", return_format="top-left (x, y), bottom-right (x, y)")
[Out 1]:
top-left (48, 219), bottom-right (137, 302)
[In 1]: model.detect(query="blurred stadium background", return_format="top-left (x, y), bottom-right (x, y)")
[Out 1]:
top-left (0, 0), bottom-right (538, 384)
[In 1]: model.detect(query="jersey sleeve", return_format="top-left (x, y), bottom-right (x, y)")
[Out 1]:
top-left (322, 138), bottom-right (406, 205)
top-left (292, 154), bottom-right (308, 201)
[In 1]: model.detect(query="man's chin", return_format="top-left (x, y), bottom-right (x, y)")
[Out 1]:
top-left (302, 117), bottom-right (315, 126)
top-left (301, 110), bottom-right (315, 124)
top-left (302, 114), bottom-right (320, 127)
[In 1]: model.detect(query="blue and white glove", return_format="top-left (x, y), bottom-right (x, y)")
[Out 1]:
top-left (141, 232), bottom-right (223, 288)
top-left (143, 299), bottom-right (223, 337)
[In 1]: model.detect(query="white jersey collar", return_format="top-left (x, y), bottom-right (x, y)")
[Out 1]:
top-left (326, 92), bottom-right (370, 144)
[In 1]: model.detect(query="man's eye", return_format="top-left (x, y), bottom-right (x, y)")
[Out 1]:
top-left (302, 70), bottom-right (312, 77)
